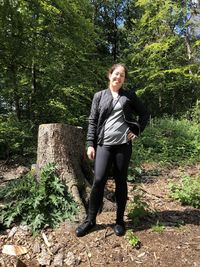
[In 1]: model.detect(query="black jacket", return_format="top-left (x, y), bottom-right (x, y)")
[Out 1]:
top-left (87, 88), bottom-right (150, 148)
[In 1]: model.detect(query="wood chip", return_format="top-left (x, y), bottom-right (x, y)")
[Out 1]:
top-left (8, 226), bottom-right (18, 238)
top-left (2, 245), bottom-right (28, 256)
top-left (137, 252), bottom-right (146, 258)
top-left (42, 232), bottom-right (51, 247)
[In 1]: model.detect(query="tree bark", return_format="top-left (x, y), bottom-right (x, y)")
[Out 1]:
top-left (36, 123), bottom-right (94, 220)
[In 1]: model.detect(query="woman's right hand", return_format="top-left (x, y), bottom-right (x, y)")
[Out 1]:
top-left (87, 146), bottom-right (95, 160)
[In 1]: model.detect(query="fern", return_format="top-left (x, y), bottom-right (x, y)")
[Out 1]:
top-left (0, 163), bottom-right (78, 233)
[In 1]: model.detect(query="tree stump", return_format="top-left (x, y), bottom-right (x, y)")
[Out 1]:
top-left (36, 123), bottom-right (93, 220)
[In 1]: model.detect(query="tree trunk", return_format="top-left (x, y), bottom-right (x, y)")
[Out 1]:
top-left (36, 123), bottom-right (94, 220)
top-left (10, 64), bottom-right (21, 121)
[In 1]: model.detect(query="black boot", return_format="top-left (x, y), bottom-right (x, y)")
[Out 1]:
top-left (113, 221), bottom-right (126, 236)
top-left (75, 220), bottom-right (96, 237)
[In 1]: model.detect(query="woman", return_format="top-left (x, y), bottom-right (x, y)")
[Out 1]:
top-left (76, 63), bottom-right (150, 237)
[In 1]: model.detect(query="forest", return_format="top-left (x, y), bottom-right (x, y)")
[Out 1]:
top-left (0, 1), bottom-right (200, 266)
top-left (0, 0), bottom-right (199, 160)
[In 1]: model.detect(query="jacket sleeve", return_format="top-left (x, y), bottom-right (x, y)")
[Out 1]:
top-left (131, 91), bottom-right (150, 134)
top-left (86, 92), bottom-right (101, 148)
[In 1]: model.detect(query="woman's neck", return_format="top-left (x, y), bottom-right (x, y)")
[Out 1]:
top-left (109, 85), bottom-right (121, 93)
top-left (110, 90), bottom-right (119, 99)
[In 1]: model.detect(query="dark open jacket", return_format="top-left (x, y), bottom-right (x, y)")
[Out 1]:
top-left (87, 88), bottom-right (150, 148)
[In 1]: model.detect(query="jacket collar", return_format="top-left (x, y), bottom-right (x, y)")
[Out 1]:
top-left (105, 87), bottom-right (124, 96)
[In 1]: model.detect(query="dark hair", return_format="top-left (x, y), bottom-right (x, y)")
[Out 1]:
top-left (108, 63), bottom-right (128, 79)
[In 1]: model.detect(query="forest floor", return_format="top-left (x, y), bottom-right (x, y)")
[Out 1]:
top-left (0, 161), bottom-right (200, 267)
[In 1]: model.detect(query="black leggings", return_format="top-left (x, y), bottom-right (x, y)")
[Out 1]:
top-left (88, 142), bottom-right (132, 224)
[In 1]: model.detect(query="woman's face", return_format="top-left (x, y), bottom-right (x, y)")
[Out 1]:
top-left (109, 65), bottom-right (125, 90)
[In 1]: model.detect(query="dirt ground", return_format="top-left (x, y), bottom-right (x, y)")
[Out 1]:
top-left (0, 162), bottom-right (200, 267)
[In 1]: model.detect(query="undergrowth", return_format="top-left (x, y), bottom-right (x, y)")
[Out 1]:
top-left (125, 230), bottom-right (141, 249)
top-left (151, 221), bottom-right (165, 233)
top-left (127, 194), bottom-right (152, 227)
top-left (169, 175), bottom-right (200, 208)
top-left (0, 163), bottom-right (78, 233)
top-left (131, 117), bottom-right (200, 167)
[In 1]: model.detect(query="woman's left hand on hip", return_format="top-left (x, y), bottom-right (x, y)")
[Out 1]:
top-left (128, 131), bottom-right (137, 140)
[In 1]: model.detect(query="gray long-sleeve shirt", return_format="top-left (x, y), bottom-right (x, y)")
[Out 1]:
top-left (103, 100), bottom-right (129, 145)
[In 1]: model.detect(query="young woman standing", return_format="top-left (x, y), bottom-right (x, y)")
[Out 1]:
top-left (76, 64), bottom-right (150, 237)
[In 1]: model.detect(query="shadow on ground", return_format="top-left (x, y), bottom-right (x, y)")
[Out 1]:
top-left (127, 208), bottom-right (200, 231)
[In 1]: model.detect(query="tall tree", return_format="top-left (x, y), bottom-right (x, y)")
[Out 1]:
top-left (0, 0), bottom-right (101, 158)
top-left (122, 0), bottom-right (200, 116)
top-left (0, 0), bottom-right (97, 126)
top-left (91, 0), bottom-right (127, 62)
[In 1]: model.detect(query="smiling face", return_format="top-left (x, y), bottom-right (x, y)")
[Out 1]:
top-left (109, 65), bottom-right (126, 92)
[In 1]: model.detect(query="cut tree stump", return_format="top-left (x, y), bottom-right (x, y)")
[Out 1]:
top-left (36, 123), bottom-right (94, 221)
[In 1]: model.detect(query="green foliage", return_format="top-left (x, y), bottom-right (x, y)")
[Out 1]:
top-left (127, 165), bottom-right (143, 182)
top-left (131, 117), bottom-right (200, 166)
top-left (0, 114), bottom-right (35, 159)
top-left (0, 163), bottom-right (78, 233)
top-left (0, 0), bottom-right (200, 161)
top-left (169, 175), bottom-right (200, 208)
top-left (151, 221), bottom-right (165, 233)
top-left (127, 195), bottom-right (151, 227)
top-left (0, 0), bottom-right (104, 160)
top-left (190, 100), bottom-right (200, 124)
top-left (184, 100), bottom-right (200, 124)
top-left (125, 230), bottom-right (141, 248)
top-left (91, 0), bottom-right (127, 61)
top-left (0, 0), bottom-right (100, 126)
top-left (123, 0), bottom-right (200, 116)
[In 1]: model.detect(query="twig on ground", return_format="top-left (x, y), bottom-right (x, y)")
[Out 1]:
top-left (75, 237), bottom-right (92, 267)
top-left (140, 186), bottom-right (165, 199)
top-left (85, 251), bottom-right (92, 267)
top-left (104, 228), bottom-right (108, 239)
